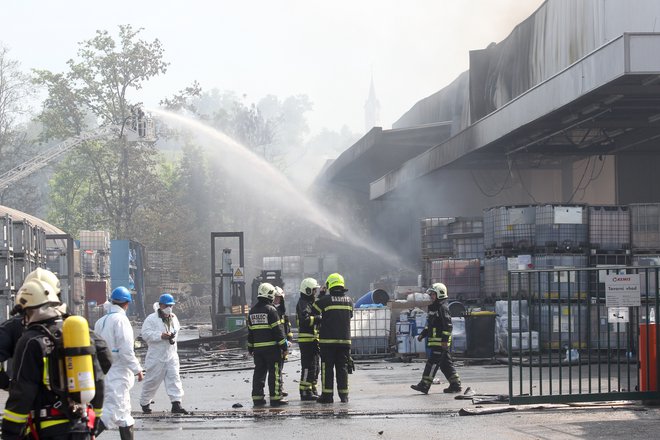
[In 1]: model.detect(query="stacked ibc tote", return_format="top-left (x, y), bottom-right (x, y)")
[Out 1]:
top-left (1, 214), bottom-right (48, 318)
top-left (420, 217), bottom-right (484, 303)
top-left (79, 230), bottom-right (111, 323)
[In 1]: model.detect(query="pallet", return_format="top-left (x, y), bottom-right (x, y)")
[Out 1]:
top-left (631, 249), bottom-right (660, 255)
top-left (589, 248), bottom-right (630, 255)
top-left (533, 246), bottom-right (587, 255)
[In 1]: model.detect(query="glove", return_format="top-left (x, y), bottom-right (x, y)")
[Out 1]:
top-left (346, 355), bottom-right (355, 374)
top-left (417, 335), bottom-right (424, 342)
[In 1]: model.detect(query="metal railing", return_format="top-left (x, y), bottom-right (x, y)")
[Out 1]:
top-left (507, 265), bottom-right (660, 404)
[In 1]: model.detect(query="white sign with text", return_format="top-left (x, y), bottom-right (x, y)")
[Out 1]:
top-left (605, 274), bottom-right (641, 307)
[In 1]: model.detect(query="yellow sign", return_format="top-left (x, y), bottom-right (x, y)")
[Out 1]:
top-left (233, 267), bottom-right (245, 282)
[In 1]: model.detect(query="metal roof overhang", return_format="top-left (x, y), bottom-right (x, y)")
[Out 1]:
top-left (317, 123), bottom-right (452, 187)
top-left (371, 33), bottom-right (660, 200)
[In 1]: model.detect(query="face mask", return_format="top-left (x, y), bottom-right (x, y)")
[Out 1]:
top-left (162, 306), bottom-right (173, 316)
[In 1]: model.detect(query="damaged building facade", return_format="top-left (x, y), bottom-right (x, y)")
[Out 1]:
top-left (313, 0), bottom-right (660, 293)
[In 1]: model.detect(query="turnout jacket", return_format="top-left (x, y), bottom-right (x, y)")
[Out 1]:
top-left (247, 299), bottom-right (287, 353)
top-left (275, 302), bottom-right (293, 341)
top-left (296, 295), bottom-right (319, 343)
top-left (2, 317), bottom-right (110, 440)
top-left (418, 299), bottom-right (453, 349)
top-left (313, 289), bottom-right (353, 345)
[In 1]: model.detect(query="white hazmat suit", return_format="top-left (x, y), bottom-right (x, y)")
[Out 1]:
top-left (139, 303), bottom-right (184, 407)
top-left (94, 302), bottom-right (143, 428)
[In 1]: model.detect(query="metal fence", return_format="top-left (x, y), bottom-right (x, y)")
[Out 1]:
top-left (507, 265), bottom-right (660, 404)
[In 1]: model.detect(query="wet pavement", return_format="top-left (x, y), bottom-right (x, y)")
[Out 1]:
top-left (2, 350), bottom-right (660, 439)
top-left (128, 352), bottom-right (660, 439)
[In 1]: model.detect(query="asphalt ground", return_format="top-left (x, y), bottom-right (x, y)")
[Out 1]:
top-left (2, 347), bottom-right (660, 439)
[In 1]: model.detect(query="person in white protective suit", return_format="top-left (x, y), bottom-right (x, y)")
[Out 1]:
top-left (93, 286), bottom-right (144, 440)
top-left (139, 293), bottom-right (188, 414)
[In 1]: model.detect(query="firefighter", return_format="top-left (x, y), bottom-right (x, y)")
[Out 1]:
top-left (296, 277), bottom-right (321, 401)
top-left (411, 282), bottom-right (462, 394)
top-left (313, 273), bottom-right (353, 404)
top-left (2, 279), bottom-right (105, 440)
top-left (139, 293), bottom-right (188, 414)
top-left (248, 282), bottom-right (288, 407)
top-left (94, 287), bottom-right (144, 440)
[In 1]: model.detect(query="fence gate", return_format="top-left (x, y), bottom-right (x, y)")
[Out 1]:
top-left (507, 265), bottom-right (660, 404)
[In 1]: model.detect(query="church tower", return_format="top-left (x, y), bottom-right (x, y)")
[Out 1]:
top-left (364, 75), bottom-right (381, 131)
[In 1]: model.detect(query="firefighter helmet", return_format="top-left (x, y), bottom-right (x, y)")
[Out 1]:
top-left (257, 282), bottom-right (276, 301)
top-left (15, 279), bottom-right (61, 309)
top-left (300, 278), bottom-right (320, 296)
top-left (274, 286), bottom-right (284, 298)
top-left (325, 273), bottom-right (345, 290)
top-left (427, 283), bottom-right (448, 300)
top-left (111, 286), bottom-right (132, 303)
top-left (24, 268), bottom-right (61, 296)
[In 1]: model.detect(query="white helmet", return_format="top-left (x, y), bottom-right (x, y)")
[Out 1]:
top-left (300, 278), bottom-right (320, 296)
top-left (24, 268), bottom-right (61, 296)
top-left (257, 282), bottom-right (276, 301)
top-left (274, 286), bottom-right (284, 298)
top-left (427, 282), bottom-right (448, 300)
top-left (15, 279), bottom-right (61, 310)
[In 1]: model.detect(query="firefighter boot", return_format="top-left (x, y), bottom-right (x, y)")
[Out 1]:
top-left (119, 425), bottom-right (134, 440)
top-left (171, 401), bottom-right (189, 414)
top-left (410, 382), bottom-right (430, 394)
top-left (339, 394), bottom-right (349, 403)
top-left (141, 404), bottom-right (152, 414)
top-left (301, 390), bottom-right (317, 401)
top-left (270, 398), bottom-right (289, 407)
top-left (95, 419), bottom-right (106, 437)
top-left (443, 382), bottom-right (462, 393)
top-left (317, 394), bottom-right (334, 404)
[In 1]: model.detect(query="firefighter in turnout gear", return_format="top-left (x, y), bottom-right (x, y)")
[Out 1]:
top-left (248, 283), bottom-right (289, 407)
top-left (313, 273), bottom-right (353, 404)
top-left (2, 279), bottom-right (107, 440)
top-left (296, 278), bottom-right (321, 400)
top-left (411, 283), bottom-right (462, 394)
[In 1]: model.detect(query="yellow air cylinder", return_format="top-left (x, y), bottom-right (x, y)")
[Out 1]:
top-left (62, 315), bottom-right (95, 404)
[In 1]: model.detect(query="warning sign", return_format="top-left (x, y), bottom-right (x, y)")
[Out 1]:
top-left (233, 267), bottom-right (245, 282)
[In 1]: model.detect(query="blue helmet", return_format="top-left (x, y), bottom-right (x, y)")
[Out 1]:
top-left (159, 293), bottom-right (175, 305)
top-left (111, 286), bottom-right (132, 303)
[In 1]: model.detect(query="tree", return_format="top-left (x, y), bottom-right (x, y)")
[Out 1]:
top-left (0, 44), bottom-right (41, 211)
top-left (35, 25), bottom-right (169, 238)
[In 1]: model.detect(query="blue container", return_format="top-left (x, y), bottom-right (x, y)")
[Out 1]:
top-left (354, 289), bottom-right (390, 308)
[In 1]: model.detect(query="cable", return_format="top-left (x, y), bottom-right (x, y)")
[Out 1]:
top-left (566, 156), bottom-right (593, 203)
top-left (513, 158), bottom-right (538, 204)
top-left (470, 166), bottom-right (511, 198)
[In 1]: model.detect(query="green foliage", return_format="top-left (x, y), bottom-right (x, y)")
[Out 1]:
top-left (37, 25), bottom-right (169, 238)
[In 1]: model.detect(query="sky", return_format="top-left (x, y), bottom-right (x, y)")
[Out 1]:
top-left (1, 0), bottom-right (545, 137)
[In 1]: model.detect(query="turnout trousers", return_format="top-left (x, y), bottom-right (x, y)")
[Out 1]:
top-left (298, 341), bottom-right (320, 393)
top-left (251, 348), bottom-right (284, 402)
top-left (421, 348), bottom-right (460, 387)
top-left (319, 344), bottom-right (350, 399)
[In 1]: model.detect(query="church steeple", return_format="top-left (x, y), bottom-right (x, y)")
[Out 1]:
top-left (364, 75), bottom-right (380, 131)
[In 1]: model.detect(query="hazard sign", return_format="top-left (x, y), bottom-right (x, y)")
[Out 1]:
top-left (233, 267), bottom-right (245, 282)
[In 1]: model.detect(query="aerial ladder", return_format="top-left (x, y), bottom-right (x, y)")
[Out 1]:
top-left (0, 111), bottom-right (156, 191)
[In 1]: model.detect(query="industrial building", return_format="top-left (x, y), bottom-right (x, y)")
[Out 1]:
top-left (313, 0), bottom-right (660, 296)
